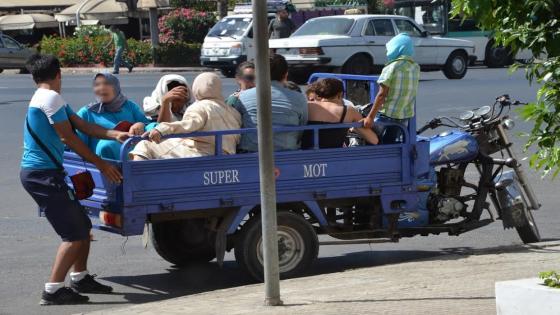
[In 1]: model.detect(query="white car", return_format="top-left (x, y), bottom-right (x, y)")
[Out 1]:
top-left (269, 15), bottom-right (477, 81)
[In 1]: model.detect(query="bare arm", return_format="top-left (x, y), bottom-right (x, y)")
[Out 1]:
top-left (348, 107), bottom-right (379, 145)
top-left (69, 114), bottom-right (129, 142)
top-left (362, 84), bottom-right (389, 128)
top-left (157, 87), bottom-right (190, 123)
top-left (53, 121), bottom-right (123, 183)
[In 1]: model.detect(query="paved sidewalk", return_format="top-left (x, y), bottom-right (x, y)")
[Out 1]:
top-left (89, 242), bottom-right (560, 315)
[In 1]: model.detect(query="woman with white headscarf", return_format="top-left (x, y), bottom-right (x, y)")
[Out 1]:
top-left (130, 72), bottom-right (242, 160)
top-left (143, 74), bottom-right (192, 123)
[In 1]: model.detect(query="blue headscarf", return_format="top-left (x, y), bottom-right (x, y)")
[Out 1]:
top-left (88, 73), bottom-right (128, 113)
top-left (386, 33), bottom-right (415, 62)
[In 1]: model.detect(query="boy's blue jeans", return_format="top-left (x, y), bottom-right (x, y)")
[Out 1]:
top-left (113, 47), bottom-right (132, 74)
top-left (374, 114), bottom-right (409, 144)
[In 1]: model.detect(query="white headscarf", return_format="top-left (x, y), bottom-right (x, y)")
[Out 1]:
top-left (143, 74), bottom-right (192, 120)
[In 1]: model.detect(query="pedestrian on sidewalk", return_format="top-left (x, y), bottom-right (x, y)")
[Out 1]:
top-left (105, 25), bottom-right (133, 74)
top-left (268, 6), bottom-right (296, 39)
top-left (20, 54), bottom-right (130, 305)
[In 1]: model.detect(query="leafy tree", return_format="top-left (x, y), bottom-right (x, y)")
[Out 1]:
top-left (451, 0), bottom-right (560, 177)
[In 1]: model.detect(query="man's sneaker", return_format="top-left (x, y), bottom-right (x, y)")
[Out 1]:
top-left (39, 287), bottom-right (89, 305)
top-left (71, 274), bottom-right (113, 294)
top-left (127, 65), bottom-right (134, 73)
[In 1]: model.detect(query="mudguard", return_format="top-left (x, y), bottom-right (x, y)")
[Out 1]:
top-left (494, 170), bottom-right (527, 229)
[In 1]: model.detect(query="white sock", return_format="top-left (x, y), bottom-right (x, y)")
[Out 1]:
top-left (44, 282), bottom-right (64, 294)
top-left (70, 270), bottom-right (88, 282)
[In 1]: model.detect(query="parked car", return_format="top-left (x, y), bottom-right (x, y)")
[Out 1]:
top-left (0, 33), bottom-right (33, 74)
top-left (269, 15), bottom-right (477, 81)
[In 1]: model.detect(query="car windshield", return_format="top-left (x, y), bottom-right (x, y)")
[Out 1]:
top-left (207, 17), bottom-right (251, 38)
top-left (292, 18), bottom-right (355, 36)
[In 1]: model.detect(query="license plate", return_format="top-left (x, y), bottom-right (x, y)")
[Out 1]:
top-left (210, 57), bottom-right (218, 61)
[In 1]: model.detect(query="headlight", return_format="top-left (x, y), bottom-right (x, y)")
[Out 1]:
top-left (229, 43), bottom-right (242, 56)
top-left (503, 118), bottom-right (515, 130)
top-left (201, 48), bottom-right (211, 56)
top-left (299, 47), bottom-right (324, 55)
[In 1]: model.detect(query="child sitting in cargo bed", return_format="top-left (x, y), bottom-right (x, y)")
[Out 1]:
top-left (361, 33), bottom-right (420, 144)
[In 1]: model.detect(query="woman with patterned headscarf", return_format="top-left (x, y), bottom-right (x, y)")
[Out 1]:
top-left (76, 72), bottom-right (156, 160)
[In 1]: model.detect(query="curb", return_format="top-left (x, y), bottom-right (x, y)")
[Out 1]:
top-left (0, 67), bottom-right (215, 75)
top-left (61, 67), bottom-right (214, 74)
top-left (434, 240), bottom-right (560, 257)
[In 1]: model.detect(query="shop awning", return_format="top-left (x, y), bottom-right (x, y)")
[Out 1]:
top-left (55, 0), bottom-right (128, 22)
top-left (0, 0), bottom-right (80, 8)
top-left (136, 0), bottom-right (170, 9)
top-left (0, 13), bottom-right (59, 30)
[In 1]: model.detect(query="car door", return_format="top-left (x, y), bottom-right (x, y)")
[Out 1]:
top-left (392, 18), bottom-right (437, 65)
top-left (2, 35), bottom-right (26, 68)
top-left (0, 36), bottom-right (10, 68)
top-left (363, 18), bottom-right (397, 65)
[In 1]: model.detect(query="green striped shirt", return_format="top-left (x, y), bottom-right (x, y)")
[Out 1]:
top-left (378, 56), bottom-right (420, 119)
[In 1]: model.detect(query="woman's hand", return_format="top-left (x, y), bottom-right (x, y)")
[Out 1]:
top-left (142, 129), bottom-right (163, 143)
top-left (129, 122), bottom-right (145, 136)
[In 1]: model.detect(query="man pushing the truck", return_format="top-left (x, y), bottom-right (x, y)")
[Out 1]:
top-left (20, 54), bottom-right (129, 305)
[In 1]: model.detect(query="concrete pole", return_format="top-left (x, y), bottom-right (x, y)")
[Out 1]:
top-left (148, 8), bottom-right (159, 47)
top-left (252, 0), bottom-right (282, 307)
top-left (217, 0), bottom-right (228, 19)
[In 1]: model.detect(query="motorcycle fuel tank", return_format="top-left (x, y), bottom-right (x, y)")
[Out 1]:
top-left (429, 130), bottom-right (479, 165)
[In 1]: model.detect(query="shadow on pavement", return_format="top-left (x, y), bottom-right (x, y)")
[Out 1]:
top-left (101, 242), bottom-right (557, 306)
top-left (102, 249), bottom-right (449, 305)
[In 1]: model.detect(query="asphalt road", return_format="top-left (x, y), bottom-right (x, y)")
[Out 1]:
top-left (0, 68), bottom-right (558, 315)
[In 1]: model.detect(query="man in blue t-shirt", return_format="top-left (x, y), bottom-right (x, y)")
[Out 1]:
top-left (233, 54), bottom-right (308, 152)
top-left (20, 54), bottom-right (130, 305)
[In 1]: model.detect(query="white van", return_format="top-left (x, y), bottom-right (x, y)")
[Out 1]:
top-left (200, 9), bottom-right (275, 77)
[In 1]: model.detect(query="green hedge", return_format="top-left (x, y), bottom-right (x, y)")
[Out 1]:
top-left (155, 42), bottom-right (202, 67)
top-left (40, 35), bottom-right (153, 67)
top-left (40, 36), bottom-right (202, 67)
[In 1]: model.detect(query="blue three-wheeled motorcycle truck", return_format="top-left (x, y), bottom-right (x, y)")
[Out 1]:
top-left (60, 74), bottom-right (541, 280)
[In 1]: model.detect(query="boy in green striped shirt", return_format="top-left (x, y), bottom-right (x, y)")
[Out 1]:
top-left (362, 33), bottom-right (420, 143)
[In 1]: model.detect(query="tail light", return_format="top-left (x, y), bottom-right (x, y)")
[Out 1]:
top-left (100, 211), bottom-right (122, 228)
top-left (299, 47), bottom-right (324, 55)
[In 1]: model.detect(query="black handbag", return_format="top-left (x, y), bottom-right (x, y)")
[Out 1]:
top-left (25, 117), bottom-right (95, 200)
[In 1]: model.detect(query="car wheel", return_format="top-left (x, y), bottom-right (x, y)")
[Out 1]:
top-left (151, 218), bottom-right (216, 267)
top-left (0, 68), bottom-right (4, 74)
top-left (342, 54), bottom-right (373, 75)
top-left (484, 41), bottom-right (513, 68)
top-left (443, 51), bottom-right (468, 79)
top-left (220, 68), bottom-right (236, 78)
top-left (19, 68), bottom-right (29, 74)
top-left (234, 211), bottom-right (319, 281)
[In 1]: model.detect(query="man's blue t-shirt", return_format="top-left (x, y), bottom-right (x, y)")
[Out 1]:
top-left (234, 81), bottom-right (308, 152)
top-left (21, 88), bottom-right (74, 170)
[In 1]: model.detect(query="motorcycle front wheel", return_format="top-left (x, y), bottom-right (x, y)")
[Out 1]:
top-left (516, 205), bottom-right (541, 244)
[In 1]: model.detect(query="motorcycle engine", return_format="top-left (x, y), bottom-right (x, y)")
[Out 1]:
top-left (428, 196), bottom-right (465, 223)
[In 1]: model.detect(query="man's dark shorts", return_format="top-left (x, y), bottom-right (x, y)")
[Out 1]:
top-left (20, 169), bottom-right (91, 242)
